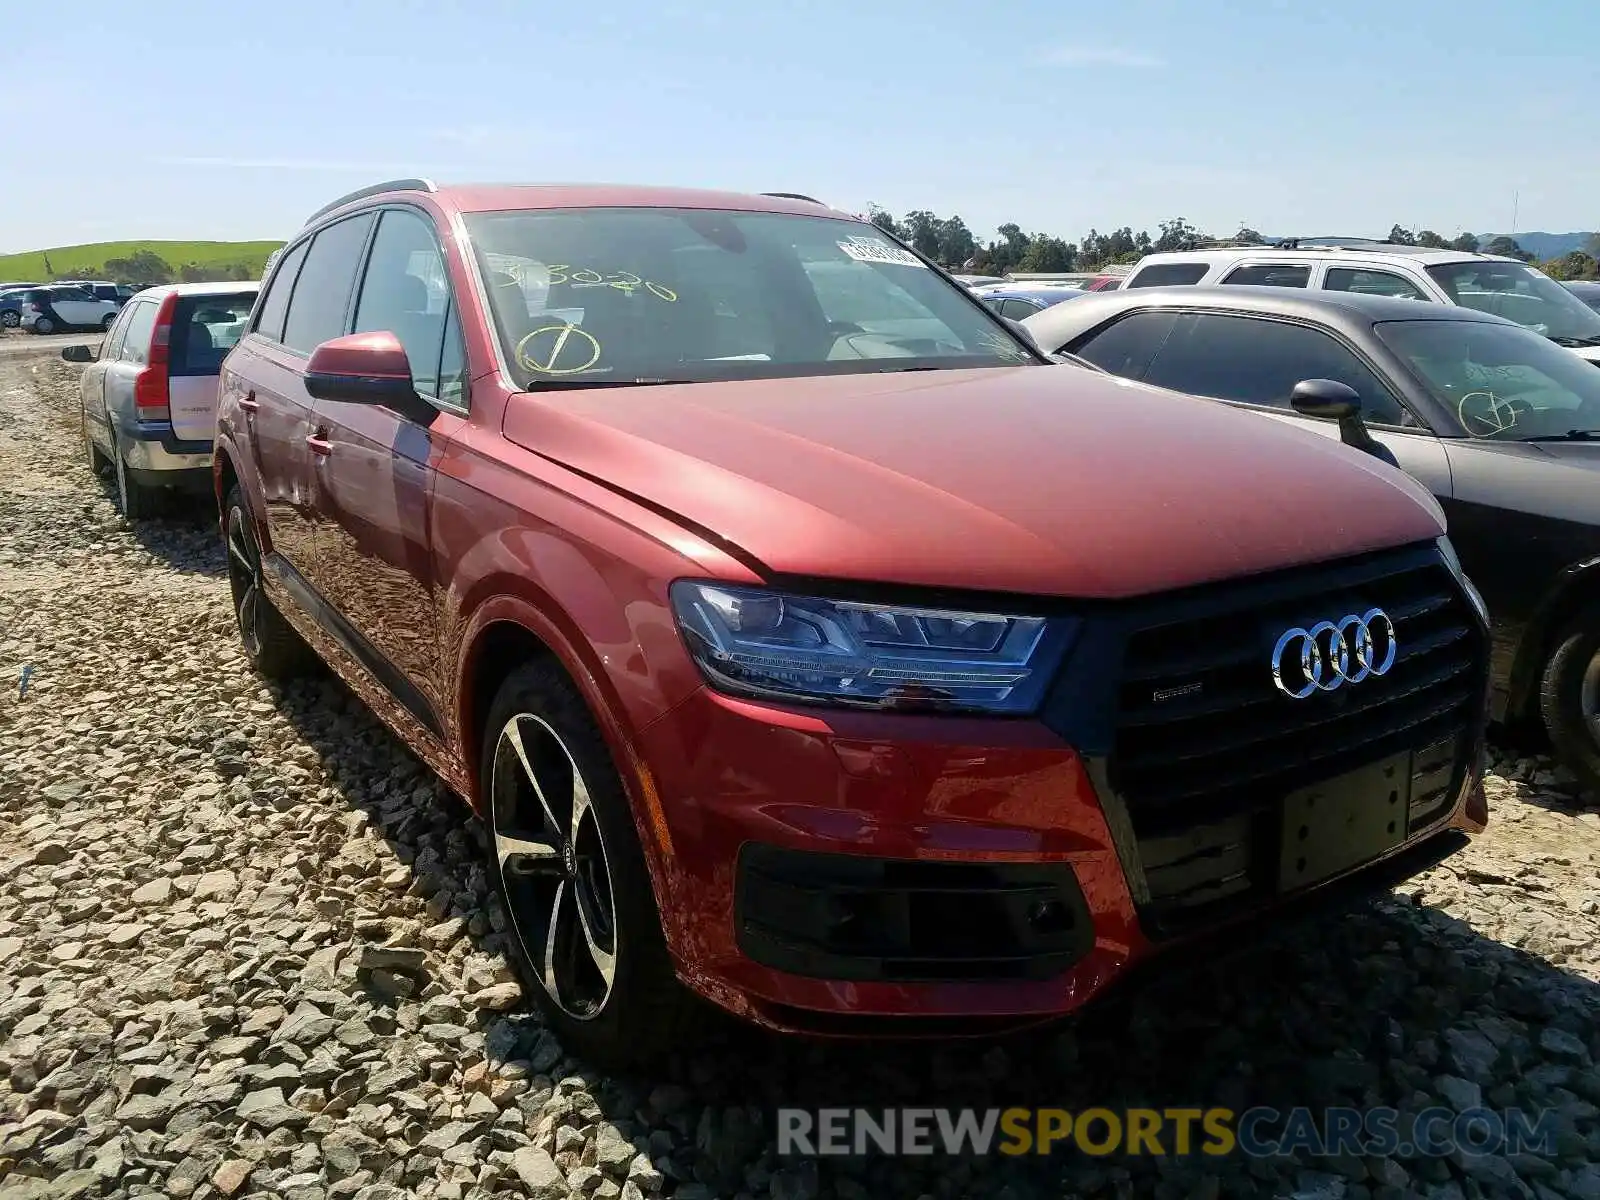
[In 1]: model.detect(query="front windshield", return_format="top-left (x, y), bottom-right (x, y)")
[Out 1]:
top-left (1426, 261), bottom-right (1600, 344)
top-left (463, 207), bottom-right (1034, 387)
top-left (1375, 318), bottom-right (1600, 441)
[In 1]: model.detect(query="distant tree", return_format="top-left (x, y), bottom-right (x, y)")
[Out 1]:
top-left (1235, 227), bottom-right (1264, 244)
top-left (936, 216), bottom-right (977, 267)
top-left (1542, 251), bottom-right (1598, 281)
top-left (1451, 232), bottom-right (1481, 253)
top-left (1416, 229), bottom-right (1450, 249)
top-left (1153, 217), bottom-right (1203, 253)
top-left (103, 250), bottom-right (174, 286)
top-left (866, 205), bottom-right (904, 239)
top-left (1017, 236), bottom-right (1076, 272)
top-left (1483, 236), bottom-right (1534, 262)
top-left (1388, 225), bottom-right (1417, 246)
top-left (180, 263), bottom-right (208, 283)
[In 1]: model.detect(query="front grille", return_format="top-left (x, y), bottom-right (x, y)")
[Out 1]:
top-left (1104, 542), bottom-right (1485, 932)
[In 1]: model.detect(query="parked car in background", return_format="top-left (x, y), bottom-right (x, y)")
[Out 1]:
top-left (214, 177), bottom-right (1488, 1067)
top-left (62, 282), bottom-right (258, 519)
top-left (56, 280), bottom-right (141, 307)
top-left (1565, 280), bottom-right (1600, 314)
top-left (18, 286), bottom-right (120, 333)
top-left (0, 287), bottom-right (36, 329)
top-left (951, 273), bottom-right (1006, 288)
top-left (1025, 286), bottom-right (1600, 796)
top-left (1117, 242), bottom-right (1600, 366)
top-left (974, 282), bottom-right (1086, 320)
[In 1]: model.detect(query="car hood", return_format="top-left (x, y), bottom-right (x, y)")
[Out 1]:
top-left (503, 367), bottom-right (1447, 599)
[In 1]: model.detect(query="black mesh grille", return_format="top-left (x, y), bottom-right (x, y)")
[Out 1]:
top-left (1104, 543), bottom-right (1486, 933)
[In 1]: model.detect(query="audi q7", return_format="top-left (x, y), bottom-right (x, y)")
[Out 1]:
top-left (215, 179), bottom-right (1492, 1065)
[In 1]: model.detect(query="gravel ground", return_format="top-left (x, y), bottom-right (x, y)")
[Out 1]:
top-left (2, 350), bottom-right (1599, 1200)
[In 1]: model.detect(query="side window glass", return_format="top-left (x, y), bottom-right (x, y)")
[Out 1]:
top-left (120, 301), bottom-right (159, 365)
top-left (437, 300), bottom-right (468, 409)
top-left (1126, 263), bottom-right (1208, 288)
top-left (282, 214), bottom-right (375, 354)
top-left (1324, 268), bottom-right (1428, 301)
top-left (255, 240), bottom-right (309, 342)
top-left (1070, 311), bottom-right (1177, 379)
top-left (981, 296), bottom-right (1004, 314)
top-left (1144, 314), bottom-right (1410, 424)
top-left (352, 209), bottom-right (453, 396)
top-left (1221, 264), bottom-right (1310, 288)
top-left (999, 298), bottom-right (1037, 320)
top-left (103, 306), bottom-right (134, 359)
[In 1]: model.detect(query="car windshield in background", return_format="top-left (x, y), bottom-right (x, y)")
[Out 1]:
top-left (463, 208), bottom-right (1034, 387)
top-left (173, 294), bottom-right (256, 375)
top-left (1425, 262), bottom-right (1600, 344)
top-left (1375, 318), bottom-right (1600, 441)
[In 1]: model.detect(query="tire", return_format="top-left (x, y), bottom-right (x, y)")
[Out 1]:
top-left (0, 311), bottom-right (18, 328)
top-left (110, 433), bottom-right (158, 520)
top-left (223, 487), bottom-right (315, 679)
top-left (1539, 612), bottom-right (1600, 799)
top-left (481, 660), bottom-right (702, 1069)
top-left (101, 313), bottom-right (116, 331)
top-left (32, 316), bottom-right (54, 335)
top-left (82, 411), bottom-right (109, 478)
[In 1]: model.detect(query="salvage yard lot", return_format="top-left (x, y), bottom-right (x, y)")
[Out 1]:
top-left (1, 349), bottom-right (1599, 1198)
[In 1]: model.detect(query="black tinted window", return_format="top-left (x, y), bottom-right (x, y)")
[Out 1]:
top-left (999, 298), bottom-right (1041, 320)
top-left (282, 214), bottom-right (374, 353)
top-left (1126, 263), bottom-right (1208, 288)
top-left (352, 210), bottom-right (451, 396)
top-left (1071, 311), bottom-right (1177, 378)
top-left (1144, 313), bottom-right (1408, 423)
top-left (1221, 264), bottom-right (1310, 288)
top-left (173, 293), bottom-right (257, 376)
top-left (255, 240), bottom-right (309, 342)
top-left (1324, 268), bottom-right (1427, 301)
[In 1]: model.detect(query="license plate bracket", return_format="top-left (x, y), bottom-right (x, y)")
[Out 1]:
top-left (1278, 751), bottom-right (1411, 893)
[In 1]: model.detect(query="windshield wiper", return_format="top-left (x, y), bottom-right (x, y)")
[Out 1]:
top-left (1521, 429), bottom-right (1600, 442)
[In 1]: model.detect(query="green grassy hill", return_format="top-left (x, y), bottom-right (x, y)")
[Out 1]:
top-left (0, 240), bottom-right (284, 282)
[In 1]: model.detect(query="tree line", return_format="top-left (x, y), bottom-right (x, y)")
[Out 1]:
top-left (47, 250), bottom-right (264, 287)
top-left (864, 208), bottom-right (1600, 281)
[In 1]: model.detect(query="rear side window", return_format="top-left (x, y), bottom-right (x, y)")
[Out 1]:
top-left (1221, 264), bottom-right (1310, 288)
top-left (1324, 268), bottom-right (1428, 301)
top-left (254, 240), bottom-right (309, 343)
top-left (1070, 311), bottom-right (1177, 378)
top-left (999, 298), bottom-right (1042, 320)
top-left (119, 301), bottom-right (159, 365)
top-left (282, 214), bottom-right (375, 353)
top-left (172, 293), bottom-right (257, 376)
top-left (1126, 263), bottom-right (1208, 288)
top-left (1142, 313), bottom-right (1409, 423)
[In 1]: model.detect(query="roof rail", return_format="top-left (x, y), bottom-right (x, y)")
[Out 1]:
top-left (760, 191), bottom-right (824, 204)
top-left (304, 178), bottom-right (438, 226)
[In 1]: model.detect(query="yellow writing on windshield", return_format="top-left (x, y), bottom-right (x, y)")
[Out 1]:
top-left (502, 261), bottom-right (676, 301)
top-left (515, 324), bottom-right (602, 375)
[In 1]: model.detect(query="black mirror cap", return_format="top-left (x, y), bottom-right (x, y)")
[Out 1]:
top-left (60, 344), bottom-right (96, 364)
top-left (1289, 378), bottom-right (1361, 420)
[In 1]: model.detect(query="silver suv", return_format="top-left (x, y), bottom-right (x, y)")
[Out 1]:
top-left (1119, 241), bottom-right (1600, 366)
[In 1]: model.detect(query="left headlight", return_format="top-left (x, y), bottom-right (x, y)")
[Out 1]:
top-left (668, 580), bottom-right (1077, 714)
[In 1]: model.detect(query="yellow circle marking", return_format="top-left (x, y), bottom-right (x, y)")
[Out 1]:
top-left (645, 281), bottom-right (678, 302)
top-left (515, 324), bottom-right (602, 375)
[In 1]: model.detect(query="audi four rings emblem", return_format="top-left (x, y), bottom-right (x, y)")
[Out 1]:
top-left (1270, 608), bottom-right (1398, 699)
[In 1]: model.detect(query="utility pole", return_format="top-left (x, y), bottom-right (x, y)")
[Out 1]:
top-left (1511, 191), bottom-right (1519, 237)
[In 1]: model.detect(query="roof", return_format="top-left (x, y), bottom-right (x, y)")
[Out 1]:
top-left (307, 180), bottom-right (855, 229)
top-left (975, 283), bottom-right (1086, 300)
top-left (126, 281), bottom-right (261, 299)
top-left (1021, 284), bottom-right (1518, 349)
top-left (1132, 245), bottom-right (1513, 268)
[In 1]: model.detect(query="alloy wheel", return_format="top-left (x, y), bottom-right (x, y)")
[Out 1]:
top-left (491, 712), bottom-right (618, 1019)
top-left (226, 503), bottom-right (264, 659)
top-left (1582, 647), bottom-right (1600, 748)
top-left (1, 312), bottom-right (17, 328)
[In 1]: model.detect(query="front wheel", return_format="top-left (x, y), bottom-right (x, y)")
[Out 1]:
top-left (111, 434), bottom-right (157, 520)
top-left (0, 311), bottom-right (18, 329)
top-left (32, 316), bottom-right (54, 335)
top-left (481, 661), bottom-right (702, 1070)
top-left (101, 313), bottom-right (116, 330)
top-left (1540, 613), bottom-right (1600, 800)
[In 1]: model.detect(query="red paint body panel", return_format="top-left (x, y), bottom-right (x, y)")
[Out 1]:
top-left (212, 181), bottom-right (1485, 1036)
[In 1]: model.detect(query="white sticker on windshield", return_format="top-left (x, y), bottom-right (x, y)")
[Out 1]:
top-left (836, 236), bottom-right (926, 269)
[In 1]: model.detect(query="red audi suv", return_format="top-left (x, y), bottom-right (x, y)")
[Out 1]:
top-left (215, 180), bottom-right (1491, 1066)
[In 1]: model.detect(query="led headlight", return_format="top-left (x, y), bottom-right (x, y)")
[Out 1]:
top-left (1436, 535), bottom-right (1490, 627)
top-left (669, 581), bottom-right (1076, 714)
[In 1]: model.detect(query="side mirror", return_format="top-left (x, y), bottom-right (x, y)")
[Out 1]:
top-left (304, 331), bottom-right (436, 426)
top-left (60, 344), bottom-right (96, 364)
top-left (1290, 378), bottom-right (1399, 469)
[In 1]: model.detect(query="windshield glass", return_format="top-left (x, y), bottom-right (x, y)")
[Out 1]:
top-left (463, 208), bottom-right (1034, 386)
top-left (1375, 318), bottom-right (1600, 440)
top-left (1425, 261), bottom-right (1600, 343)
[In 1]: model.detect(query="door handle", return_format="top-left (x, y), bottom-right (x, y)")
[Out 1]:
top-left (306, 432), bottom-right (333, 457)
top-left (238, 391), bottom-right (260, 413)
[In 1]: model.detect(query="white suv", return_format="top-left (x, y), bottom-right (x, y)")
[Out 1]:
top-left (1118, 241), bottom-right (1600, 365)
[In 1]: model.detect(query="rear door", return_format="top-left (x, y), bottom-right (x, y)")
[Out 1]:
top-left (50, 288), bottom-right (99, 325)
top-left (167, 291), bottom-right (257, 442)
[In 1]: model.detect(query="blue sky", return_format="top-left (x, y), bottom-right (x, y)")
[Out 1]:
top-left (4, 0), bottom-right (1596, 253)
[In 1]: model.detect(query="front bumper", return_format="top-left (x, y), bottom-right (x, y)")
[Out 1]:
top-left (635, 542), bottom-right (1490, 1034)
